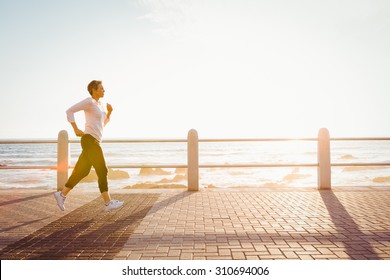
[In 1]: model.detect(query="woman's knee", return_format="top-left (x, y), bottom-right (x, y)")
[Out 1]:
top-left (76, 167), bottom-right (92, 179)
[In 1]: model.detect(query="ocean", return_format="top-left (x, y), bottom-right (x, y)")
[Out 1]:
top-left (0, 140), bottom-right (390, 189)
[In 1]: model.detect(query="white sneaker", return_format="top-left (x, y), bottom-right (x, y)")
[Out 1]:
top-left (54, 191), bottom-right (66, 211)
top-left (105, 199), bottom-right (124, 212)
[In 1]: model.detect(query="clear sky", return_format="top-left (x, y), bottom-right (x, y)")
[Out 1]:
top-left (1, 0), bottom-right (390, 139)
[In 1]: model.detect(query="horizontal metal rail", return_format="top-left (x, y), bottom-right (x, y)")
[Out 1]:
top-left (109, 163), bottom-right (319, 169)
top-left (331, 163), bottom-right (390, 167)
top-left (330, 138), bottom-right (390, 141)
top-left (3, 163), bottom-right (390, 171)
top-left (0, 139), bottom-right (189, 144)
top-left (199, 138), bottom-right (318, 142)
top-left (111, 163), bottom-right (390, 168)
top-left (2, 137), bottom-right (390, 145)
top-left (0, 165), bottom-right (57, 170)
top-left (0, 140), bottom-right (58, 144)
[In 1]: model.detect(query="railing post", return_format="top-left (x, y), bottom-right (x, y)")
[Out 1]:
top-left (57, 130), bottom-right (69, 191)
top-left (318, 128), bottom-right (331, 190)
top-left (187, 129), bottom-right (199, 191)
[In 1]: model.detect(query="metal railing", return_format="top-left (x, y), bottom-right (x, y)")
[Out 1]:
top-left (1, 128), bottom-right (390, 191)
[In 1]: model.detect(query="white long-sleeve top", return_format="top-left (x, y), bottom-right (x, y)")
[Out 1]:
top-left (66, 97), bottom-right (109, 142)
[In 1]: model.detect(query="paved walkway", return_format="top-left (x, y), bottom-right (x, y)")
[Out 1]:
top-left (0, 187), bottom-right (389, 260)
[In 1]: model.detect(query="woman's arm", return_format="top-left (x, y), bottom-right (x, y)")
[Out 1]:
top-left (70, 122), bottom-right (85, 137)
top-left (66, 98), bottom-right (91, 137)
top-left (104, 103), bottom-right (113, 126)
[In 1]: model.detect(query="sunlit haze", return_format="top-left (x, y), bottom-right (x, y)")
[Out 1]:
top-left (1, 0), bottom-right (390, 139)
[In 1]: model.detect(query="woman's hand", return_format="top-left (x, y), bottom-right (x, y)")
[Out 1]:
top-left (107, 103), bottom-right (113, 113)
top-left (106, 103), bottom-right (113, 120)
top-left (70, 122), bottom-right (84, 137)
top-left (74, 128), bottom-right (85, 137)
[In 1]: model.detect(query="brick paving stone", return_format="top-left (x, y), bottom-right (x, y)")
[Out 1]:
top-left (168, 249), bottom-right (181, 257)
top-left (180, 252), bottom-right (193, 260)
top-left (298, 254), bottom-right (314, 260)
top-left (282, 251), bottom-right (299, 259)
top-left (219, 248), bottom-right (231, 256)
top-left (232, 252), bottom-right (245, 259)
top-left (206, 245), bottom-right (218, 253)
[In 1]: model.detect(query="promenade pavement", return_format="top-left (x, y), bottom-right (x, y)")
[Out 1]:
top-left (0, 187), bottom-right (390, 260)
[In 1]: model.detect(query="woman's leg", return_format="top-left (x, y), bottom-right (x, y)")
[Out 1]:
top-left (63, 135), bottom-right (94, 194)
top-left (84, 140), bottom-right (108, 193)
top-left (85, 139), bottom-right (123, 210)
top-left (64, 150), bottom-right (92, 191)
top-left (81, 136), bottom-right (112, 204)
top-left (55, 136), bottom-right (92, 210)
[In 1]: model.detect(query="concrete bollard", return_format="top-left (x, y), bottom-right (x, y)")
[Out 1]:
top-left (57, 130), bottom-right (69, 191)
top-left (187, 129), bottom-right (199, 191)
top-left (318, 128), bottom-right (331, 190)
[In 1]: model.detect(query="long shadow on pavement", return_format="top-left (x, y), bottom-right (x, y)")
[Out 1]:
top-left (320, 190), bottom-right (379, 259)
top-left (0, 194), bottom-right (158, 259)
